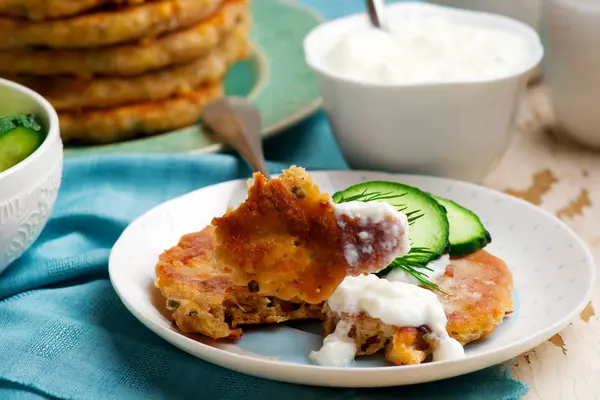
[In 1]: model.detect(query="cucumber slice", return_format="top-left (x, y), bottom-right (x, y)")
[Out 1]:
top-left (0, 126), bottom-right (44, 172)
top-left (433, 196), bottom-right (492, 256)
top-left (332, 181), bottom-right (450, 266)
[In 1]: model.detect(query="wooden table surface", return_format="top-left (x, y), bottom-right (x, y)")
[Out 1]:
top-left (482, 82), bottom-right (600, 400)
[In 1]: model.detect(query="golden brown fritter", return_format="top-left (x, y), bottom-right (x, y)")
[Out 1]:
top-left (0, 0), bottom-right (223, 49)
top-left (438, 249), bottom-right (514, 344)
top-left (0, 0), bottom-right (249, 76)
top-left (386, 326), bottom-right (437, 365)
top-left (155, 226), bottom-right (323, 340)
top-left (0, 0), bottom-right (145, 21)
top-left (212, 167), bottom-right (408, 304)
top-left (10, 27), bottom-right (250, 110)
top-left (59, 83), bottom-right (224, 144)
top-left (322, 250), bottom-right (513, 365)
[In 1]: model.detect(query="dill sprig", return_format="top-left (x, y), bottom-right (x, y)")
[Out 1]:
top-left (377, 248), bottom-right (444, 292)
top-left (0, 114), bottom-right (41, 135)
top-left (335, 189), bottom-right (404, 203)
top-left (334, 189), bottom-right (423, 225)
top-left (333, 188), bottom-right (441, 291)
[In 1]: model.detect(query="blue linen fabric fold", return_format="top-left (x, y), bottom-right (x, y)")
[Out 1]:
top-left (0, 113), bottom-right (528, 400)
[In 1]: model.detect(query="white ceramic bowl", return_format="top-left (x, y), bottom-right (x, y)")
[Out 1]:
top-left (303, 2), bottom-right (543, 182)
top-left (0, 78), bottom-right (63, 274)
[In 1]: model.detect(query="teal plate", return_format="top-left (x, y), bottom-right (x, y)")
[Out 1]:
top-left (64, 0), bottom-right (323, 158)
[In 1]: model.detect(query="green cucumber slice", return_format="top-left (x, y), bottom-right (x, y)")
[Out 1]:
top-left (332, 181), bottom-right (450, 266)
top-left (433, 196), bottom-right (491, 256)
top-left (0, 126), bottom-right (44, 172)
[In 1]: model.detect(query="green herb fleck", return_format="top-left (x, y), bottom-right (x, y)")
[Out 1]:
top-left (0, 114), bottom-right (41, 135)
top-left (248, 280), bottom-right (260, 293)
top-left (166, 299), bottom-right (180, 311)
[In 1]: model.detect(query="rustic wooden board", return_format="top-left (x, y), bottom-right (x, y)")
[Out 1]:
top-left (483, 82), bottom-right (600, 400)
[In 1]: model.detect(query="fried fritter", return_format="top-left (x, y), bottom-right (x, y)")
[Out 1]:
top-left (0, 0), bottom-right (223, 49)
top-left (322, 250), bottom-right (513, 365)
top-left (10, 27), bottom-right (250, 110)
top-left (438, 250), bottom-right (514, 344)
top-left (211, 167), bottom-right (410, 304)
top-left (155, 226), bottom-right (323, 340)
top-left (59, 83), bottom-right (223, 144)
top-left (0, 0), bottom-right (145, 21)
top-left (0, 0), bottom-right (249, 76)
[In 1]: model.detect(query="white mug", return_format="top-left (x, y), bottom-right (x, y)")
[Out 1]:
top-left (544, 0), bottom-right (600, 149)
top-left (428, 0), bottom-right (543, 31)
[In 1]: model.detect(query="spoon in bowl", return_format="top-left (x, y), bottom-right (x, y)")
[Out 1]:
top-left (203, 96), bottom-right (271, 179)
top-left (366, 0), bottom-right (388, 31)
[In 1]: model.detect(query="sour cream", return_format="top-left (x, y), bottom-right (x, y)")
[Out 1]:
top-left (386, 253), bottom-right (451, 285)
top-left (333, 201), bottom-right (411, 267)
top-left (324, 13), bottom-right (529, 84)
top-left (311, 274), bottom-right (465, 366)
top-left (309, 320), bottom-right (356, 367)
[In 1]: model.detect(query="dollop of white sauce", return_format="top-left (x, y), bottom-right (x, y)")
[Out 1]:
top-left (386, 254), bottom-right (451, 285)
top-left (325, 274), bottom-right (465, 362)
top-left (333, 201), bottom-right (410, 267)
top-left (324, 14), bottom-right (529, 84)
top-left (432, 334), bottom-right (465, 361)
top-left (309, 320), bottom-right (357, 367)
top-left (333, 200), bottom-right (404, 224)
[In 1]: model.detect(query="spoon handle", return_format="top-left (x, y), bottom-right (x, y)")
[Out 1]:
top-left (366, 0), bottom-right (387, 30)
top-left (203, 97), bottom-right (271, 179)
top-left (228, 127), bottom-right (270, 179)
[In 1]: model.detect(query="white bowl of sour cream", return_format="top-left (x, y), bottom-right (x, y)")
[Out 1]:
top-left (303, 2), bottom-right (543, 182)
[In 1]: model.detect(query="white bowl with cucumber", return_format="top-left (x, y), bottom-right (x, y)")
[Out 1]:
top-left (0, 78), bottom-right (63, 275)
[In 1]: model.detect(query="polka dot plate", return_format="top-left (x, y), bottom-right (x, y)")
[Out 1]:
top-left (109, 170), bottom-right (596, 387)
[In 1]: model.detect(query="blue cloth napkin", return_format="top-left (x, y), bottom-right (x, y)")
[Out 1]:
top-left (0, 113), bottom-right (528, 400)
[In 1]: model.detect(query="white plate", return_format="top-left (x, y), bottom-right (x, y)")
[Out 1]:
top-left (109, 170), bottom-right (596, 387)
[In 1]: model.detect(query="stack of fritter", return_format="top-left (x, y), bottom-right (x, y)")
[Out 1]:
top-left (0, 0), bottom-right (252, 143)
